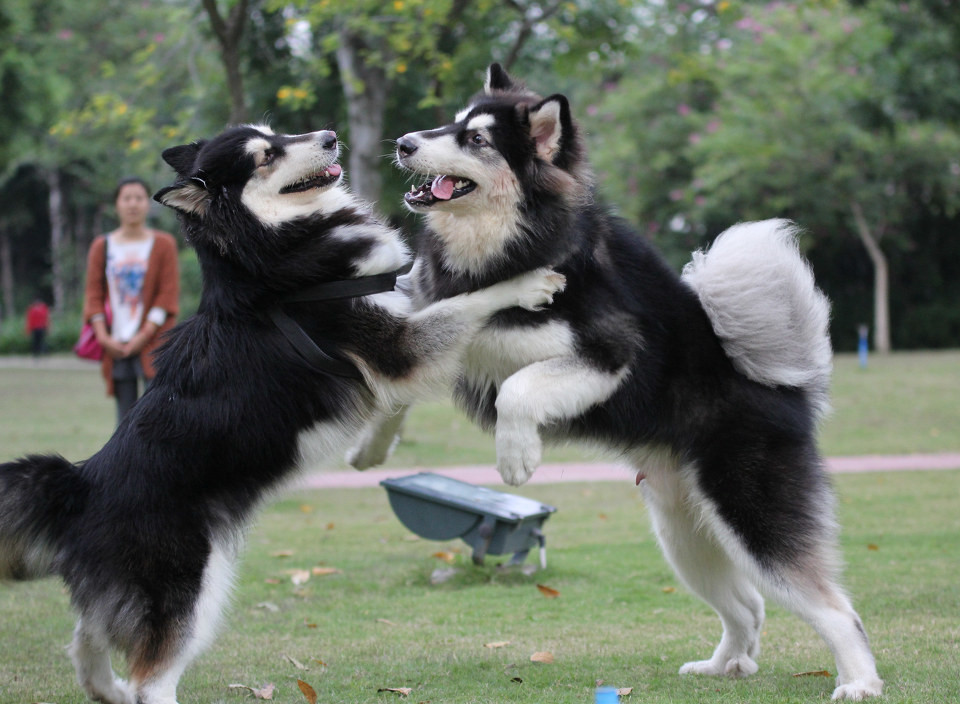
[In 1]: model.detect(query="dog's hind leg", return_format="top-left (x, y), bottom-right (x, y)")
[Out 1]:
top-left (639, 466), bottom-right (765, 677)
top-left (130, 539), bottom-right (237, 704)
top-left (760, 556), bottom-right (883, 700)
top-left (69, 617), bottom-right (135, 704)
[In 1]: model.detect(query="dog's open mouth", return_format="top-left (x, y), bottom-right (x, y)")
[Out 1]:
top-left (280, 164), bottom-right (342, 194)
top-left (405, 175), bottom-right (477, 207)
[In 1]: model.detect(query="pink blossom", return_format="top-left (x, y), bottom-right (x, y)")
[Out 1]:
top-left (689, 133), bottom-right (702, 145)
top-left (677, 104), bottom-right (691, 116)
top-left (58, 29), bottom-right (74, 40)
top-left (706, 120), bottom-right (721, 133)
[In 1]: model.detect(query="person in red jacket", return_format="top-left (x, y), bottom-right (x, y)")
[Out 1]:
top-left (82, 177), bottom-right (180, 423)
top-left (25, 297), bottom-right (50, 358)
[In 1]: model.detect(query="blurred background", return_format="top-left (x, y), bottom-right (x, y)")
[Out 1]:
top-left (1, 0), bottom-right (958, 354)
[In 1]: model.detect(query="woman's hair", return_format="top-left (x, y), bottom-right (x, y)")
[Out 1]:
top-left (113, 177), bottom-right (151, 202)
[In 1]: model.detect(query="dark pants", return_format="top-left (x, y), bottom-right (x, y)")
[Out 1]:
top-left (113, 357), bottom-right (147, 424)
top-left (30, 329), bottom-right (47, 357)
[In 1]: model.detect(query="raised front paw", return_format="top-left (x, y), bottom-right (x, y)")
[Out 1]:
top-left (513, 267), bottom-right (566, 312)
top-left (496, 419), bottom-right (542, 486)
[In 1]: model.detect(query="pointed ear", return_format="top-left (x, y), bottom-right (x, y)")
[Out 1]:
top-left (528, 94), bottom-right (571, 161)
top-left (153, 180), bottom-right (209, 217)
top-left (161, 142), bottom-right (203, 176)
top-left (485, 63), bottom-right (514, 94)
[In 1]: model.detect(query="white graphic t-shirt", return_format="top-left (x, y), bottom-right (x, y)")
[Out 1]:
top-left (107, 234), bottom-right (155, 343)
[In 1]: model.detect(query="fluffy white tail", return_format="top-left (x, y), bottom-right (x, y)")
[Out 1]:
top-left (681, 219), bottom-right (832, 420)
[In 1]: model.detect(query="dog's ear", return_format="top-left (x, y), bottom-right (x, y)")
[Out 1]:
top-left (528, 94), bottom-right (572, 162)
top-left (485, 63), bottom-right (514, 94)
top-left (153, 179), bottom-right (210, 217)
top-left (161, 142), bottom-right (203, 176)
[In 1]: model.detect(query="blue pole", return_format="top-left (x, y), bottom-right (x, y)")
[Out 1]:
top-left (857, 324), bottom-right (869, 369)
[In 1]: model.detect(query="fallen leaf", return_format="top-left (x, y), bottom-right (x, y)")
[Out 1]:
top-left (287, 569), bottom-right (311, 585)
top-left (228, 683), bottom-right (276, 699)
top-left (311, 566), bottom-right (341, 576)
top-left (299, 504), bottom-right (313, 513)
top-left (598, 513), bottom-right (608, 520)
top-left (313, 658), bottom-right (328, 668)
top-left (325, 522), bottom-right (335, 530)
top-left (297, 679), bottom-right (317, 704)
top-left (867, 544), bottom-right (879, 551)
top-left (662, 586), bottom-right (676, 594)
top-left (792, 670), bottom-right (832, 677)
top-left (432, 551), bottom-right (457, 564)
top-left (303, 620), bottom-right (317, 628)
top-left (378, 618), bottom-right (398, 626)
top-left (530, 651), bottom-right (554, 664)
top-left (536, 584), bottom-right (560, 598)
top-left (617, 687), bottom-right (634, 696)
top-left (284, 653), bottom-right (308, 670)
top-left (271, 550), bottom-right (294, 558)
top-left (484, 641), bottom-right (511, 649)
top-left (377, 687), bottom-right (413, 697)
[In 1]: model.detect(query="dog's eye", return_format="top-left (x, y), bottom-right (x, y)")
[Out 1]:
top-left (470, 133), bottom-right (487, 147)
top-left (260, 149), bottom-right (276, 167)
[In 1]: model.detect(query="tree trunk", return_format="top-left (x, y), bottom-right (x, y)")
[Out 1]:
top-left (335, 29), bottom-right (388, 205)
top-left (0, 227), bottom-right (14, 321)
top-left (201, 0), bottom-right (249, 124)
top-left (851, 201), bottom-right (891, 354)
top-left (46, 168), bottom-right (66, 314)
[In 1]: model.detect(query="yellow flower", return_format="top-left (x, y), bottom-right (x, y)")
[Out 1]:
top-left (293, 88), bottom-right (308, 100)
top-left (718, 0), bottom-right (731, 11)
top-left (396, 62), bottom-right (407, 74)
top-left (393, 0), bottom-right (404, 10)
top-left (114, 102), bottom-right (128, 116)
top-left (129, 139), bottom-right (142, 151)
top-left (277, 87), bottom-right (292, 100)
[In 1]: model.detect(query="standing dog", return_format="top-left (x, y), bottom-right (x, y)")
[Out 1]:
top-left (384, 65), bottom-right (882, 699)
top-left (0, 124), bottom-right (563, 704)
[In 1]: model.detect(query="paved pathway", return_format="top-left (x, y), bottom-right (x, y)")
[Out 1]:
top-left (300, 452), bottom-right (960, 489)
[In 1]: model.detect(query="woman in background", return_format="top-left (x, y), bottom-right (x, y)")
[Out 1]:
top-left (83, 177), bottom-right (180, 423)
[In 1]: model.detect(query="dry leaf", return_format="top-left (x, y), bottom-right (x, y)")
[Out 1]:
top-left (325, 522), bottom-right (335, 530)
top-left (662, 586), bottom-right (676, 594)
top-left (287, 569), bottom-right (311, 585)
top-left (867, 544), bottom-right (879, 551)
top-left (313, 658), bottom-right (328, 668)
top-left (792, 670), bottom-right (832, 677)
top-left (297, 679), bottom-right (317, 704)
top-left (284, 654), bottom-right (308, 670)
top-left (228, 683), bottom-right (275, 699)
top-left (530, 651), bottom-right (554, 663)
top-left (377, 687), bottom-right (413, 697)
top-left (484, 641), bottom-right (511, 649)
top-left (617, 687), bottom-right (634, 696)
top-left (378, 618), bottom-right (398, 626)
top-left (536, 584), bottom-right (560, 598)
top-left (432, 551), bottom-right (457, 564)
top-left (299, 504), bottom-right (313, 513)
top-left (271, 550), bottom-right (294, 558)
top-left (303, 620), bottom-right (317, 628)
top-left (311, 566), bottom-right (341, 576)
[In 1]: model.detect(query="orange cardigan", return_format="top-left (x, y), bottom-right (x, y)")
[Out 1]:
top-left (82, 232), bottom-right (180, 396)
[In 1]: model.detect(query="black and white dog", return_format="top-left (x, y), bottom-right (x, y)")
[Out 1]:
top-left (380, 65), bottom-right (883, 699)
top-left (0, 124), bottom-right (563, 704)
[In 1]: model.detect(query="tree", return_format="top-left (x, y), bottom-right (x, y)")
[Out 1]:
top-left (587, 1), bottom-right (960, 351)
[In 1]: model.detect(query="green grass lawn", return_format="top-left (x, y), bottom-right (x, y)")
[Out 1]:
top-left (1, 471), bottom-right (958, 703)
top-left (0, 351), bottom-right (958, 703)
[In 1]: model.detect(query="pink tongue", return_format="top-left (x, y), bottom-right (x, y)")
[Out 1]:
top-left (326, 164), bottom-right (342, 177)
top-left (431, 176), bottom-right (455, 200)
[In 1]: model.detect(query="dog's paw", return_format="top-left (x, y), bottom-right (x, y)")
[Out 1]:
top-left (496, 420), bottom-right (542, 486)
top-left (831, 678), bottom-right (883, 701)
top-left (513, 267), bottom-right (566, 312)
top-left (679, 655), bottom-right (758, 678)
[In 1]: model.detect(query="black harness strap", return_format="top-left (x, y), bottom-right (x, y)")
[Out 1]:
top-left (270, 267), bottom-right (407, 379)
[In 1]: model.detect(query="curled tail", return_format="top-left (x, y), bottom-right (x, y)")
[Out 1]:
top-left (682, 219), bottom-right (832, 420)
top-left (0, 454), bottom-right (87, 580)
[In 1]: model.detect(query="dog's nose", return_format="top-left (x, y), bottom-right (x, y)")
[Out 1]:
top-left (319, 131), bottom-right (337, 150)
top-left (396, 136), bottom-right (418, 158)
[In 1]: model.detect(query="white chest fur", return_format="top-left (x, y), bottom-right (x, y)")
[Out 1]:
top-left (463, 319), bottom-right (575, 388)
